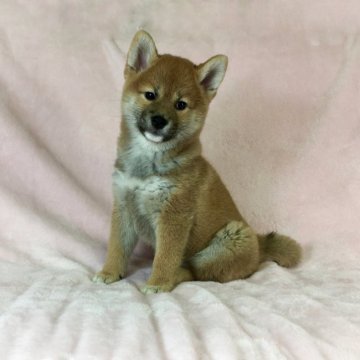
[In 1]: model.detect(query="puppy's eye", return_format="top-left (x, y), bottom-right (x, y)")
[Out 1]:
top-left (175, 100), bottom-right (187, 111)
top-left (144, 91), bottom-right (156, 101)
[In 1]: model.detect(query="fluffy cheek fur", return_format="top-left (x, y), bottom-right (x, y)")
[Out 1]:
top-left (176, 110), bottom-right (207, 143)
top-left (121, 92), bottom-right (142, 130)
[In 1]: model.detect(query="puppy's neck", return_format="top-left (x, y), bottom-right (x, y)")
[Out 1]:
top-left (116, 133), bottom-right (202, 178)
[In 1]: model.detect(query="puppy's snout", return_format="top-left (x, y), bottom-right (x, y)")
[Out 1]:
top-left (151, 115), bottom-right (168, 130)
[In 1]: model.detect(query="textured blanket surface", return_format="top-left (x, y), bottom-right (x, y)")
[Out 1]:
top-left (0, 1), bottom-right (360, 359)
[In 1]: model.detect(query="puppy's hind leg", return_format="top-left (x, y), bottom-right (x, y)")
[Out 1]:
top-left (188, 221), bottom-right (260, 283)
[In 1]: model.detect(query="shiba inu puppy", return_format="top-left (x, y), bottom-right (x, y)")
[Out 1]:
top-left (93, 30), bottom-right (301, 293)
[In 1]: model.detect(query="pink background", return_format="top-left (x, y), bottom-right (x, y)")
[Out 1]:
top-left (1, 2), bottom-right (359, 254)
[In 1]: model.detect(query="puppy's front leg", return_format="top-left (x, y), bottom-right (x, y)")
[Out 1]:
top-left (141, 212), bottom-right (193, 294)
top-left (93, 201), bottom-right (137, 284)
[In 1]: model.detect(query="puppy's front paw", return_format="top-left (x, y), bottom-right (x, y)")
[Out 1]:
top-left (140, 283), bottom-right (174, 294)
top-left (92, 271), bottom-right (121, 284)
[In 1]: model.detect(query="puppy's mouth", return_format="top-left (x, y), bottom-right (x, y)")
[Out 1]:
top-left (143, 131), bottom-right (164, 143)
top-left (137, 123), bottom-right (175, 143)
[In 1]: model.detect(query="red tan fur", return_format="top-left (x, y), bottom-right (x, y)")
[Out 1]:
top-left (93, 31), bottom-right (302, 293)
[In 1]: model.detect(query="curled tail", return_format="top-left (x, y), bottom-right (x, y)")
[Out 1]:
top-left (258, 232), bottom-right (302, 267)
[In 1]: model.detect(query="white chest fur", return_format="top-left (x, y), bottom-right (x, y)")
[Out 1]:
top-left (112, 169), bottom-right (174, 200)
top-left (112, 169), bottom-right (175, 244)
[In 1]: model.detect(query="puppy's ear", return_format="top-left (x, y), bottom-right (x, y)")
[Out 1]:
top-left (197, 55), bottom-right (228, 100)
top-left (125, 30), bottom-right (158, 78)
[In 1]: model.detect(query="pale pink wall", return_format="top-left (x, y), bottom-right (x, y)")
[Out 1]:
top-left (0, 1), bottom-right (359, 265)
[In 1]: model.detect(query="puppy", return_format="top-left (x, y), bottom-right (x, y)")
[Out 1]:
top-left (93, 31), bottom-right (301, 293)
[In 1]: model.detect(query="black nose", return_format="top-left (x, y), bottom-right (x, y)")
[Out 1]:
top-left (151, 115), bottom-right (168, 130)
